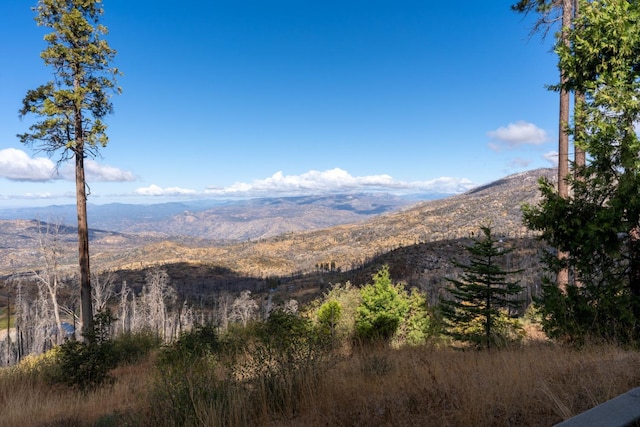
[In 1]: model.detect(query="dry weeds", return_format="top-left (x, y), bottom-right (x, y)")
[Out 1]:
top-left (1, 343), bottom-right (638, 426)
top-left (0, 357), bottom-right (155, 427)
top-left (278, 343), bottom-right (640, 427)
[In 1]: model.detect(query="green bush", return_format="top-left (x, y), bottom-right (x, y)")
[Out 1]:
top-left (309, 282), bottom-right (362, 342)
top-left (394, 287), bottom-right (433, 347)
top-left (149, 315), bottom-right (328, 426)
top-left (317, 300), bottom-right (342, 338)
top-left (157, 324), bottom-right (221, 367)
top-left (249, 310), bottom-right (326, 417)
top-left (49, 310), bottom-right (118, 391)
top-left (53, 338), bottom-right (117, 391)
top-left (355, 267), bottom-right (409, 343)
top-left (111, 331), bottom-right (161, 365)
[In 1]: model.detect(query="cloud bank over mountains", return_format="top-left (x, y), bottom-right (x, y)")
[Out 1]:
top-left (135, 168), bottom-right (475, 198)
top-left (1, 148), bottom-right (476, 203)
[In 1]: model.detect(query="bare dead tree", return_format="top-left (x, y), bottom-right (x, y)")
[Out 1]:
top-left (117, 281), bottom-right (132, 335)
top-left (217, 292), bottom-right (234, 331)
top-left (33, 220), bottom-right (71, 344)
top-left (230, 290), bottom-right (258, 327)
top-left (138, 269), bottom-right (176, 342)
top-left (92, 270), bottom-right (116, 313)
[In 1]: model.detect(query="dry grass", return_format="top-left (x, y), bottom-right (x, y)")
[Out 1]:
top-left (0, 357), bottom-right (155, 427)
top-left (0, 343), bottom-right (638, 426)
top-left (278, 343), bottom-right (640, 427)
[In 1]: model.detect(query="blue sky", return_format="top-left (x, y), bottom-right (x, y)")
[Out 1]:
top-left (0, 1), bottom-right (561, 207)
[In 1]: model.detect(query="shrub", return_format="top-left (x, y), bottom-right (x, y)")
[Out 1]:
top-left (309, 282), bottom-right (362, 342)
top-left (393, 287), bottom-right (433, 347)
top-left (15, 346), bottom-right (62, 382)
top-left (111, 330), bottom-right (161, 365)
top-left (149, 314), bottom-right (329, 426)
top-left (157, 324), bottom-right (221, 367)
top-left (53, 338), bottom-right (117, 391)
top-left (355, 267), bottom-right (409, 343)
top-left (248, 310), bottom-right (326, 417)
top-left (151, 324), bottom-right (237, 426)
top-left (317, 300), bottom-right (342, 338)
top-left (50, 309), bottom-right (118, 391)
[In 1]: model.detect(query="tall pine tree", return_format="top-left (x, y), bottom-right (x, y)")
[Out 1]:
top-left (19, 0), bottom-right (120, 340)
top-left (512, 0), bottom-right (577, 291)
top-left (524, 0), bottom-right (640, 343)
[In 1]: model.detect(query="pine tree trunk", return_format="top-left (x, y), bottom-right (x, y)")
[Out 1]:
top-left (75, 137), bottom-right (93, 341)
top-left (557, 0), bottom-right (573, 292)
top-left (574, 0), bottom-right (586, 172)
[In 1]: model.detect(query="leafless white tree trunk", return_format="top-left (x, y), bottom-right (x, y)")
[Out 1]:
top-left (138, 269), bottom-right (176, 342)
top-left (118, 281), bottom-right (132, 335)
top-left (230, 290), bottom-right (258, 327)
top-left (217, 292), bottom-right (234, 331)
top-left (34, 220), bottom-right (70, 344)
top-left (92, 270), bottom-right (116, 313)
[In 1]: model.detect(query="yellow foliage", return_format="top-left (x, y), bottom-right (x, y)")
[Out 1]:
top-left (16, 347), bottom-right (61, 375)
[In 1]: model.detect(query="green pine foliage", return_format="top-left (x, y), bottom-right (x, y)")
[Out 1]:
top-left (19, 0), bottom-right (120, 156)
top-left (440, 226), bottom-right (524, 349)
top-left (523, 0), bottom-right (640, 343)
top-left (393, 287), bottom-right (433, 347)
top-left (317, 300), bottom-right (342, 339)
top-left (355, 267), bottom-right (409, 342)
top-left (49, 310), bottom-right (118, 391)
top-left (355, 266), bottom-right (432, 345)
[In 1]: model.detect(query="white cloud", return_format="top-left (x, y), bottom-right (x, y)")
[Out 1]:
top-left (60, 159), bottom-right (135, 182)
top-left (135, 184), bottom-right (198, 196)
top-left (543, 151), bottom-right (558, 166)
top-left (0, 148), bottom-right (134, 183)
top-left (205, 168), bottom-right (476, 197)
top-left (84, 160), bottom-right (136, 182)
top-left (488, 121), bottom-right (549, 149)
top-left (1, 192), bottom-right (53, 200)
top-left (0, 148), bottom-right (57, 182)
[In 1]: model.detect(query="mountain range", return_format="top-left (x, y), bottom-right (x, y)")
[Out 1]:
top-left (0, 193), bottom-right (422, 241)
top-left (0, 168), bottom-right (555, 282)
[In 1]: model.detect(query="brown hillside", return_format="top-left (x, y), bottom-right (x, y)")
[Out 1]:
top-left (0, 169), bottom-right (554, 290)
top-left (107, 168), bottom-right (553, 278)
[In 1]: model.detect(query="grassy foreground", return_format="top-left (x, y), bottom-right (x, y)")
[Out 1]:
top-left (0, 340), bottom-right (639, 426)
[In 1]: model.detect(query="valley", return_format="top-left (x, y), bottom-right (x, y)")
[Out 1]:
top-left (0, 168), bottom-right (553, 306)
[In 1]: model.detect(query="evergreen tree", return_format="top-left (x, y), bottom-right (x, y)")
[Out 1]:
top-left (355, 266), bottom-right (409, 343)
top-left (523, 0), bottom-right (640, 343)
top-left (512, 0), bottom-right (579, 290)
top-left (440, 226), bottom-right (523, 349)
top-left (317, 300), bottom-right (342, 339)
top-left (18, 0), bottom-right (120, 340)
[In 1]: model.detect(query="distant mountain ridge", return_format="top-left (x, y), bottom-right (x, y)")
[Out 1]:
top-left (0, 193), bottom-right (426, 241)
top-left (0, 168), bottom-right (556, 278)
